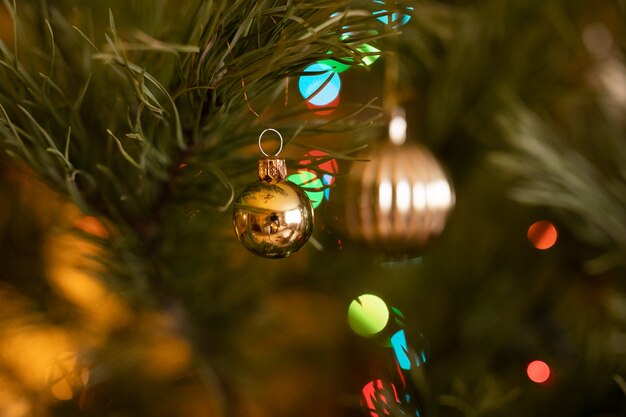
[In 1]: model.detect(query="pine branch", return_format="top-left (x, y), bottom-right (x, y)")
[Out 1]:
top-left (0, 0), bottom-right (384, 294)
top-left (491, 99), bottom-right (626, 272)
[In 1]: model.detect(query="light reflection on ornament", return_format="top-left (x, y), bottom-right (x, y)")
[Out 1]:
top-left (426, 179), bottom-right (454, 209)
top-left (373, 1), bottom-right (413, 27)
top-left (284, 209), bottom-right (303, 225)
top-left (527, 221), bottom-right (558, 250)
top-left (412, 182), bottom-right (426, 210)
top-left (298, 62), bottom-right (341, 106)
top-left (379, 180), bottom-right (393, 213)
top-left (348, 294), bottom-right (389, 337)
top-left (527, 360), bottom-right (551, 383)
top-left (389, 113), bottom-right (408, 145)
top-left (287, 170), bottom-right (325, 209)
top-left (396, 180), bottom-right (411, 213)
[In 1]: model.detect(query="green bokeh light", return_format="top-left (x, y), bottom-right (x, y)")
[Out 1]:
top-left (357, 43), bottom-right (381, 66)
top-left (348, 294), bottom-right (390, 337)
top-left (318, 58), bottom-right (351, 73)
top-left (287, 170), bottom-right (324, 209)
top-left (320, 43), bottom-right (381, 73)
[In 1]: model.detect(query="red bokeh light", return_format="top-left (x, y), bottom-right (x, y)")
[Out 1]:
top-left (300, 149), bottom-right (339, 176)
top-left (361, 379), bottom-right (400, 417)
top-left (74, 216), bottom-right (109, 239)
top-left (527, 360), bottom-right (551, 383)
top-left (527, 221), bottom-right (558, 250)
top-left (305, 93), bottom-right (340, 116)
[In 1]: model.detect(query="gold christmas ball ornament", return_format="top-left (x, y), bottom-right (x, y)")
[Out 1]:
top-left (343, 110), bottom-right (455, 258)
top-left (233, 129), bottom-right (314, 259)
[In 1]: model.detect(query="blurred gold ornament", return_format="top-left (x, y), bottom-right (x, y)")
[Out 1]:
top-left (343, 110), bottom-right (455, 258)
top-left (48, 352), bottom-right (89, 401)
top-left (233, 129), bottom-right (314, 258)
top-left (0, 6), bottom-right (13, 44)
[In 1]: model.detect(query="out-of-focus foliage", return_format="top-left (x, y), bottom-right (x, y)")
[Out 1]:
top-left (0, 0), bottom-right (626, 416)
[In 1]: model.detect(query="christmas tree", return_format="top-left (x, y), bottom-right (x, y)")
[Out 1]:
top-left (0, 1), bottom-right (625, 416)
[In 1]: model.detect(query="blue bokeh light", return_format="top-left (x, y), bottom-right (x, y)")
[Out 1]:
top-left (373, 1), bottom-right (413, 27)
top-left (390, 329), bottom-right (427, 370)
top-left (391, 329), bottom-right (412, 370)
top-left (298, 63), bottom-right (342, 106)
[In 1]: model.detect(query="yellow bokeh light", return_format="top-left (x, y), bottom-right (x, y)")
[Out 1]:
top-left (0, 323), bottom-right (73, 391)
top-left (48, 352), bottom-right (90, 401)
top-left (0, 375), bottom-right (31, 417)
top-left (45, 233), bottom-right (132, 333)
top-left (51, 380), bottom-right (73, 401)
top-left (142, 334), bottom-right (191, 379)
top-left (348, 294), bottom-right (390, 338)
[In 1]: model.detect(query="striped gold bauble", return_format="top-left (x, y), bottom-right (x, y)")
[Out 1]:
top-left (343, 137), bottom-right (455, 258)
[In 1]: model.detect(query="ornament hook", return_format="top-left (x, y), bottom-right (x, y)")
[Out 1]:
top-left (258, 128), bottom-right (284, 157)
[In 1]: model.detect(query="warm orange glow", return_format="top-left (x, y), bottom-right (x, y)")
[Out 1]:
top-left (527, 221), bottom-right (558, 250)
top-left (0, 375), bottom-right (31, 415)
top-left (74, 216), bottom-right (109, 239)
top-left (0, 324), bottom-right (73, 390)
top-left (49, 353), bottom-right (89, 401)
top-left (51, 381), bottom-right (73, 401)
top-left (0, 6), bottom-right (13, 43)
top-left (46, 233), bottom-right (132, 332)
top-left (142, 334), bottom-right (191, 379)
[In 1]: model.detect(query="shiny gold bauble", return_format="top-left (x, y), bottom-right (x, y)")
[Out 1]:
top-left (233, 158), bottom-right (314, 259)
top-left (343, 141), bottom-right (455, 258)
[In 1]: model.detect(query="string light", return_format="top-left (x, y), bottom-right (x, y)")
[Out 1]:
top-left (287, 170), bottom-right (325, 209)
top-left (348, 294), bottom-right (390, 337)
top-left (527, 360), bottom-right (551, 384)
top-left (527, 221), bottom-right (558, 250)
top-left (361, 379), bottom-right (400, 417)
top-left (373, 1), bottom-right (413, 27)
top-left (298, 62), bottom-right (341, 106)
top-left (300, 150), bottom-right (339, 200)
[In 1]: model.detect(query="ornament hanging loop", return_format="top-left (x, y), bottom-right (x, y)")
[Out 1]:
top-left (257, 129), bottom-right (287, 184)
top-left (258, 128), bottom-right (284, 157)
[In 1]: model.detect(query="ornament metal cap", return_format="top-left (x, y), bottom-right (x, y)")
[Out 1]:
top-left (257, 128), bottom-right (287, 184)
